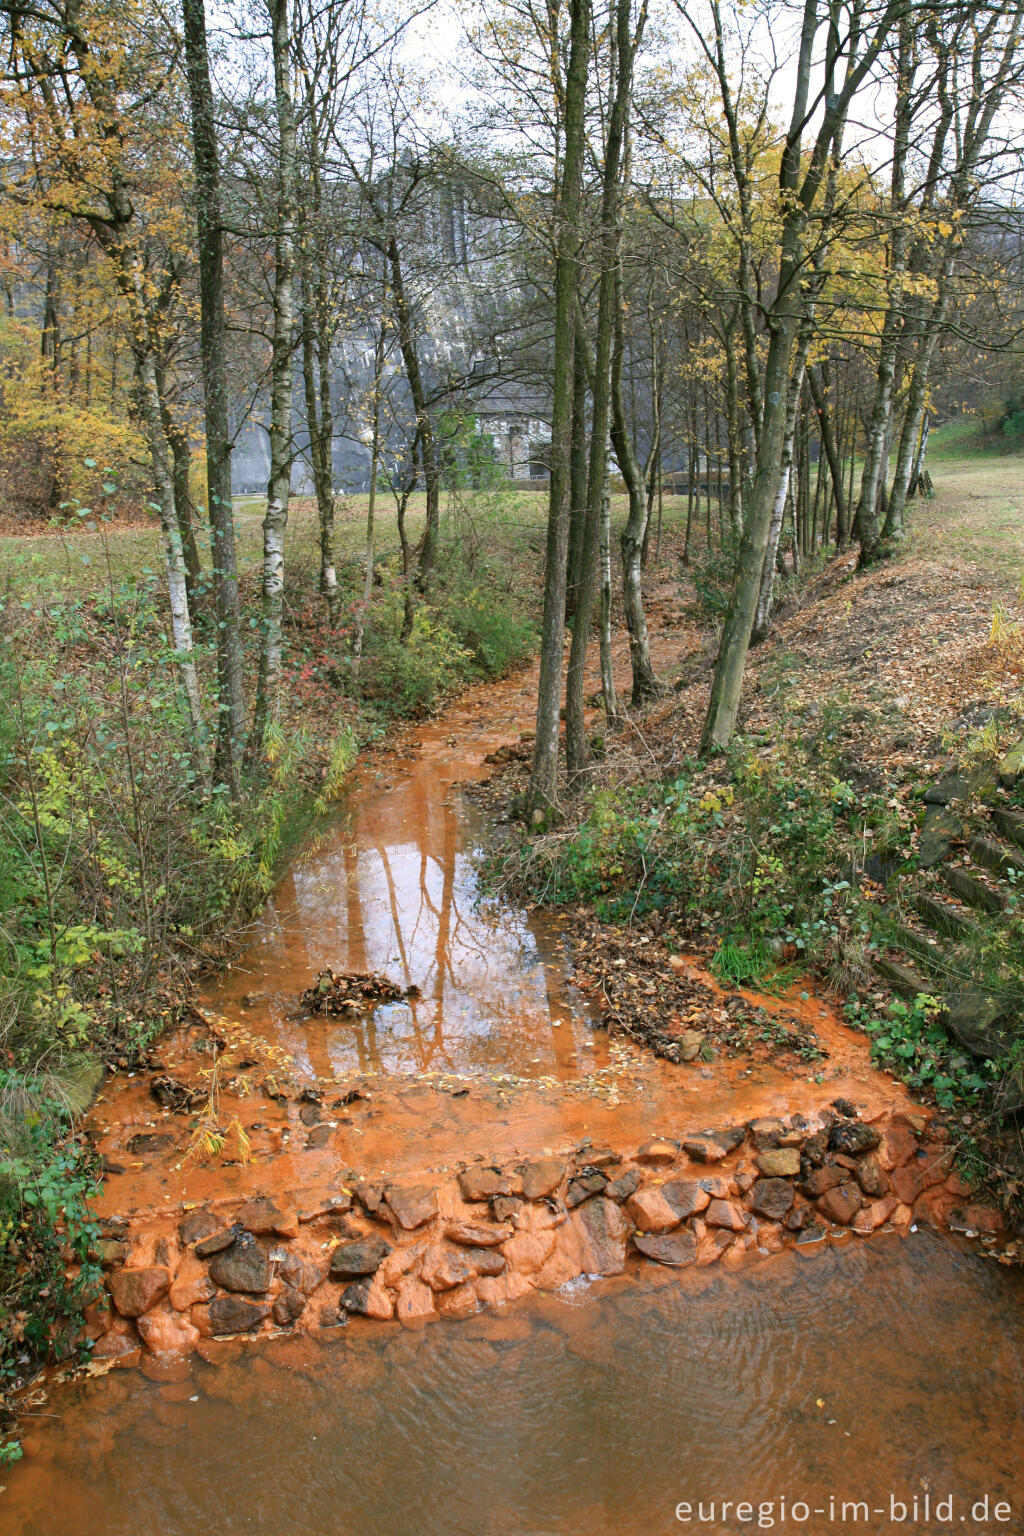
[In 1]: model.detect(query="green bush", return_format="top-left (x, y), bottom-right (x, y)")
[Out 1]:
top-left (362, 594), bottom-right (472, 715)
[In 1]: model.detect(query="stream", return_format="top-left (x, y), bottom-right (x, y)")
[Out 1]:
top-left (5, 654), bottom-right (1023, 1532)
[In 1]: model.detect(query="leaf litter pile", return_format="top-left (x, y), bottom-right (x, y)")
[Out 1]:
top-left (560, 911), bottom-right (825, 1070)
top-left (301, 969), bottom-right (420, 1016)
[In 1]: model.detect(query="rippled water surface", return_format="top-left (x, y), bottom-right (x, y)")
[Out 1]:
top-left (6, 1234), bottom-right (1022, 1535)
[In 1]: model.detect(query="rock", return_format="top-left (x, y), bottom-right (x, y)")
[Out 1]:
top-left (575, 1146), bottom-right (620, 1170)
top-left (851, 1196), bottom-right (899, 1234)
top-left (446, 1221), bottom-right (514, 1248)
top-left (394, 1276), bottom-right (437, 1322)
top-left (328, 1237), bottom-right (391, 1278)
top-left (802, 1164), bottom-right (846, 1198)
top-left (997, 740), bottom-right (1024, 789)
top-left (306, 1125), bottom-right (332, 1149)
top-left (711, 1125), bottom-right (746, 1153)
top-left (704, 1198), bottom-right (746, 1232)
top-left (353, 1180), bottom-right (387, 1214)
top-left (136, 1306), bottom-right (199, 1356)
top-left (209, 1234), bottom-right (271, 1294)
top-left (827, 1119), bottom-right (881, 1155)
top-left (747, 1179), bottom-right (795, 1220)
top-left (126, 1132), bottom-right (176, 1157)
top-left (91, 1330), bottom-right (140, 1362)
top-left (385, 1183), bottom-right (439, 1230)
top-left (194, 1225), bottom-right (239, 1259)
top-left (566, 1170), bottom-right (608, 1207)
top-left (944, 990), bottom-right (1013, 1060)
top-left (747, 1117), bottom-right (785, 1150)
top-left (918, 804), bottom-right (961, 867)
top-left (755, 1148), bottom-right (801, 1178)
top-left (696, 1230), bottom-right (734, 1266)
top-left (340, 1278), bottom-right (394, 1319)
top-left (662, 1180), bottom-right (711, 1220)
top-left (178, 1209), bottom-right (219, 1247)
top-left (891, 1163), bottom-right (925, 1204)
top-left (491, 1196), bottom-right (523, 1223)
top-left (923, 772), bottom-right (975, 806)
top-left (273, 1286), bottom-right (307, 1326)
top-left (573, 1197), bottom-right (630, 1275)
top-left (204, 1296), bottom-right (270, 1335)
top-left (697, 1176), bottom-right (732, 1198)
top-left (517, 1158), bottom-right (566, 1200)
top-left (97, 1239), bottom-right (128, 1270)
top-left (169, 1260), bottom-right (216, 1313)
top-left (681, 1136), bottom-right (727, 1164)
top-left (299, 1101), bottom-right (321, 1126)
top-left (947, 1204), bottom-right (1004, 1236)
top-left (236, 1197), bottom-right (299, 1239)
top-left (636, 1137), bottom-right (678, 1165)
top-left (278, 1253), bottom-right (324, 1295)
top-left (626, 1188), bottom-right (682, 1234)
top-left (855, 1157), bottom-right (889, 1198)
top-left (943, 865), bottom-right (1006, 914)
top-left (817, 1184), bottom-right (861, 1225)
top-left (438, 1283), bottom-right (479, 1320)
top-left (109, 1266), bottom-right (171, 1319)
top-left (420, 1244), bottom-right (475, 1292)
top-left (679, 1031), bottom-right (704, 1062)
top-left (802, 1131), bottom-right (828, 1167)
top-left (633, 1229), bottom-right (698, 1266)
top-left (604, 1168), bottom-right (641, 1202)
top-left (467, 1247), bottom-right (506, 1278)
top-left (458, 1166), bottom-right (518, 1202)
top-left (878, 1123), bottom-right (919, 1172)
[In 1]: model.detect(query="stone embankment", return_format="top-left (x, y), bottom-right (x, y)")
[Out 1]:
top-left (84, 1102), bottom-right (1003, 1372)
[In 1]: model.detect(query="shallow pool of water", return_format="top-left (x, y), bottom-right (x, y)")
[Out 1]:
top-left (6, 1233), bottom-right (1022, 1535)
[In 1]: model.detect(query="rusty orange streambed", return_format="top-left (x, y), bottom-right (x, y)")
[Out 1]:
top-left (7, 633), bottom-right (1022, 1530)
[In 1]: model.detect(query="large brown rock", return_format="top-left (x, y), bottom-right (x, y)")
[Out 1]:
top-left (755, 1148), bottom-right (801, 1179)
top-left (328, 1236), bottom-right (391, 1278)
top-left (446, 1221), bottom-right (514, 1248)
top-left (704, 1198), bottom-right (747, 1232)
top-left (420, 1243), bottom-right (475, 1292)
top-left (573, 1196), bottom-right (629, 1275)
top-left (272, 1287), bottom-right (307, 1326)
top-left (278, 1252), bottom-right (324, 1295)
top-left (236, 1197), bottom-right (298, 1239)
top-left (208, 1234), bottom-right (271, 1294)
top-left (681, 1136), bottom-right (728, 1164)
top-left (827, 1119), bottom-right (881, 1155)
top-left (855, 1157), bottom-right (889, 1198)
top-left (204, 1296), bottom-right (271, 1335)
top-left (340, 1278), bottom-right (394, 1319)
top-left (660, 1179), bottom-right (710, 1221)
top-left (195, 1225), bottom-right (239, 1259)
top-left (458, 1165), bottom-right (519, 1202)
top-left (635, 1138), bottom-right (678, 1165)
top-left (802, 1164), bottom-right (845, 1199)
top-left (747, 1179), bottom-right (795, 1221)
top-left (518, 1159), bottom-right (566, 1200)
top-left (178, 1209), bottom-right (219, 1247)
top-left (385, 1183), bottom-right (439, 1230)
top-left (625, 1188), bottom-right (682, 1234)
top-left (136, 1305), bottom-right (199, 1356)
top-left (109, 1266), bottom-right (170, 1319)
top-left (633, 1229), bottom-right (698, 1267)
top-left (817, 1184), bottom-right (862, 1225)
top-left (604, 1168), bottom-right (642, 1202)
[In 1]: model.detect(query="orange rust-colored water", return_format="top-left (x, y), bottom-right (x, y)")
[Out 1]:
top-left (88, 641), bottom-right (914, 1224)
top-left (6, 1233), bottom-right (1023, 1534)
top-left (9, 636), bottom-right (1024, 1529)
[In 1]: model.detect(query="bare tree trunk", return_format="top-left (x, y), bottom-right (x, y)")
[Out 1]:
top-left (352, 330), bottom-right (385, 676)
top-left (526, 0), bottom-right (591, 818)
top-left (387, 236), bottom-right (440, 589)
top-left (250, 0), bottom-right (297, 765)
top-left (807, 363), bottom-right (848, 546)
top-left (182, 0), bottom-right (245, 792)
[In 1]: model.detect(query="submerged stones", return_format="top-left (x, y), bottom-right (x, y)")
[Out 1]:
top-left (209, 1233), bottom-right (272, 1294)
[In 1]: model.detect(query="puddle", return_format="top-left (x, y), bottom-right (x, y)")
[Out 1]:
top-left (6, 1233), bottom-right (1021, 1535)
